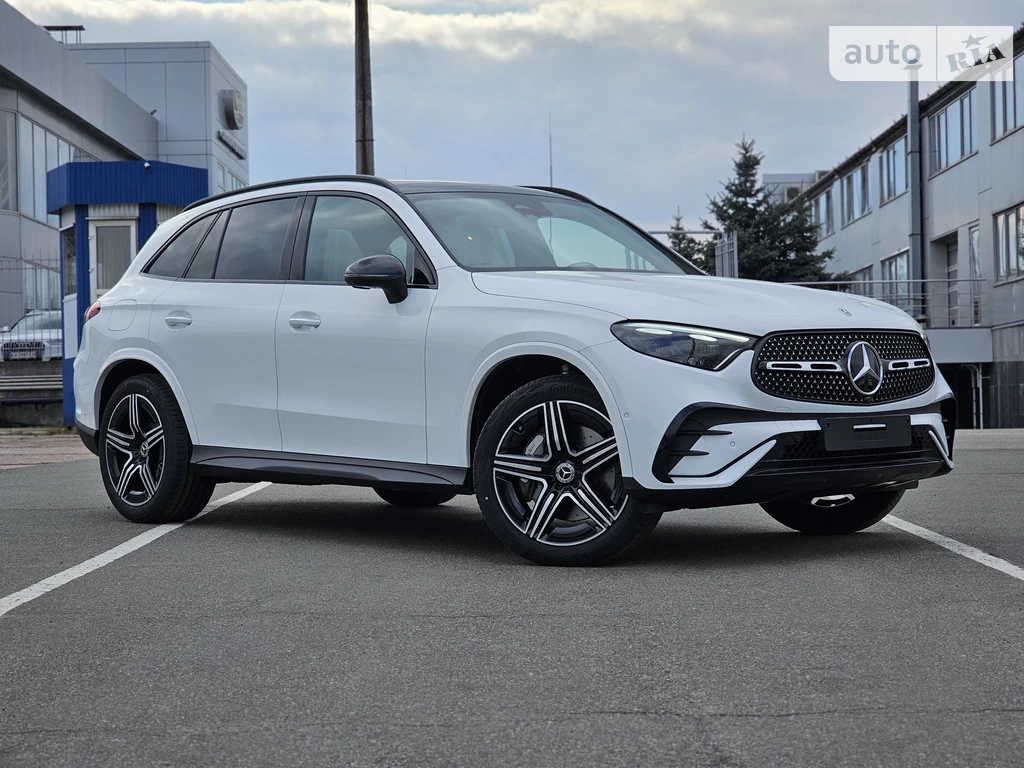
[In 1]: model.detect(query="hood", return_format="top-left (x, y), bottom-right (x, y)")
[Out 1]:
top-left (472, 271), bottom-right (919, 337)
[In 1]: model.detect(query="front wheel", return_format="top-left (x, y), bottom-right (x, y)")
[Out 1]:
top-left (760, 490), bottom-right (904, 535)
top-left (473, 375), bottom-right (661, 566)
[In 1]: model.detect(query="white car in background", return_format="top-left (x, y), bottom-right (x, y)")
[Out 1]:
top-left (73, 176), bottom-right (956, 566)
top-left (0, 309), bottom-right (63, 362)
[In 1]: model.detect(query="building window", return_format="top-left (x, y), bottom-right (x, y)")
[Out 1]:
top-left (17, 115), bottom-right (33, 217)
top-left (62, 227), bottom-right (76, 297)
top-left (841, 163), bottom-right (869, 226)
top-left (0, 111), bottom-right (15, 212)
top-left (880, 251), bottom-right (910, 311)
top-left (851, 266), bottom-right (873, 297)
top-left (995, 203), bottom-right (1024, 282)
top-left (930, 89), bottom-right (975, 174)
top-left (969, 225), bottom-right (981, 325)
top-left (880, 137), bottom-right (907, 203)
top-left (811, 189), bottom-right (833, 238)
top-left (216, 163), bottom-right (225, 194)
top-left (992, 54), bottom-right (1023, 140)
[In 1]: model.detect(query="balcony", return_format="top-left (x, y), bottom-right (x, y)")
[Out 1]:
top-left (789, 279), bottom-right (993, 365)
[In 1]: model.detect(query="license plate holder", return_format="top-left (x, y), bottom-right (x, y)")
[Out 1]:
top-left (821, 414), bottom-right (912, 451)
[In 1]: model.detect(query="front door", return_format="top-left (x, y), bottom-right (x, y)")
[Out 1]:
top-left (90, 219), bottom-right (136, 301)
top-left (275, 194), bottom-right (437, 462)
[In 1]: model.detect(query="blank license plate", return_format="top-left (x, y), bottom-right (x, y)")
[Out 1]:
top-left (822, 415), bottom-right (912, 451)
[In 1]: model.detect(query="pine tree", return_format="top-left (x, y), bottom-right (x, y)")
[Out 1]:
top-left (699, 137), bottom-right (843, 283)
top-left (667, 213), bottom-right (715, 274)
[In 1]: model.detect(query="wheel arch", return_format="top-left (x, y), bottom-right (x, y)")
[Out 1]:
top-left (95, 349), bottom-right (199, 444)
top-left (463, 343), bottom-right (632, 476)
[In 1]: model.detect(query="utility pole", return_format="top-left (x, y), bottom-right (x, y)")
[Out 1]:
top-left (354, 0), bottom-right (374, 175)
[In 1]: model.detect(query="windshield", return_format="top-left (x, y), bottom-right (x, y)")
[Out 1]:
top-left (410, 192), bottom-right (700, 274)
top-left (7, 312), bottom-right (60, 333)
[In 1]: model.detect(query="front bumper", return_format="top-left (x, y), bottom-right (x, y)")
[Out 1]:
top-left (578, 340), bottom-right (955, 507)
top-left (622, 399), bottom-right (954, 508)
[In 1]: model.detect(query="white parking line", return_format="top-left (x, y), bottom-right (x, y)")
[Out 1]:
top-left (885, 515), bottom-right (1024, 583)
top-left (0, 482), bottom-right (271, 618)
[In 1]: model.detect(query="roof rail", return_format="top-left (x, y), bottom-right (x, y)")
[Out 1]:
top-left (183, 175), bottom-right (402, 211)
top-left (519, 185), bottom-right (597, 205)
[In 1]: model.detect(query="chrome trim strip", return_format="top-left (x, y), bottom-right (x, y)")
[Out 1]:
top-left (763, 361), bottom-right (843, 372)
top-left (888, 358), bottom-right (931, 371)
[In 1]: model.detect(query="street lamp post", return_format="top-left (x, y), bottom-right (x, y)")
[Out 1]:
top-left (354, 0), bottom-right (374, 175)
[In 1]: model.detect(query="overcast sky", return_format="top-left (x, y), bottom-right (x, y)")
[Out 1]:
top-left (11, 0), bottom-right (1022, 230)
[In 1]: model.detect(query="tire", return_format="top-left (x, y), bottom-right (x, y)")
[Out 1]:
top-left (374, 488), bottom-right (458, 507)
top-left (760, 490), bottom-right (904, 535)
top-left (473, 374), bottom-right (661, 566)
top-left (98, 374), bottom-right (215, 524)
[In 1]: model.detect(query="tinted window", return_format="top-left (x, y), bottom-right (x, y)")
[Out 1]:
top-left (214, 198), bottom-right (297, 280)
top-left (147, 215), bottom-right (215, 278)
top-left (185, 213), bottom-right (226, 279)
top-left (304, 196), bottom-right (418, 282)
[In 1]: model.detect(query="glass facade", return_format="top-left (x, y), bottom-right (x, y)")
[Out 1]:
top-left (8, 112), bottom-right (95, 223)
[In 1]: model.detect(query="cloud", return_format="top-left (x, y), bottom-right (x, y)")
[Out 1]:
top-left (10, 0), bottom-right (1022, 230)
top-left (14, 0), bottom-right (802, 59)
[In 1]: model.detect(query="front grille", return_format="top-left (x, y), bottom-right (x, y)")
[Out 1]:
top-left (752, 330), bottom-right (934, 405)
top-left (3, 341), bottom-right (45, 351)
top-left (750, 427), bottom-right (941, 475)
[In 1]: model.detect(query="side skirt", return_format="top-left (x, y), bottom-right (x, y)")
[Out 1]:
top-left (190, 446), bottom-right (470, 492)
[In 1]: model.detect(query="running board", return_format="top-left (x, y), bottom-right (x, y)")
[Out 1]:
top-left (190, 446), bottom-right (469, 491)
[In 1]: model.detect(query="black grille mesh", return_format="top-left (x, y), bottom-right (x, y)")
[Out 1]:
top-left (753, 331), bottom-right (934, 405)
top-left (751, 427), bottom-right (939, 474)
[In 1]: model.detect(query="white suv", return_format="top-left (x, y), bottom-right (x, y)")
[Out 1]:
top-left (74, 177), bottom-right (955, 565)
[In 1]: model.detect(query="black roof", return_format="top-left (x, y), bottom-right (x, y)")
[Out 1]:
top-left (394, 180), bottom-right (564, 196)
top-left (184, 176), bottom-right (575, 211)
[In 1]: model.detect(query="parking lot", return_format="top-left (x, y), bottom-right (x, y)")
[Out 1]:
top-left (1, 428), bottom-right (1023, 767)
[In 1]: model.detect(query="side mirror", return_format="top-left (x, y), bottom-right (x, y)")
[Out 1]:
top-left (344, 254), bottom-right (409, 304)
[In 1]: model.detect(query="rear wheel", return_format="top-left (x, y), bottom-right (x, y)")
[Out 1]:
top-left (760, 490), bottom-right (904, 534)
top-left (374, 488), bottom-right (458, 507)
top-left (473, 375), bottom-right (660, 566)
top-left (99, 374), bottom-right (215, 523)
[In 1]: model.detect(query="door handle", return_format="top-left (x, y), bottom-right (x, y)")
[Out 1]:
top-left (289, 312), bottom-right (321, 330)
top-left (165, 312), bottom-right (193, 328)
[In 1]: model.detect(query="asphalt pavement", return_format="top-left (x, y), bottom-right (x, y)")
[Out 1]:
top-left (1, 429), bottom-right (1023, 767)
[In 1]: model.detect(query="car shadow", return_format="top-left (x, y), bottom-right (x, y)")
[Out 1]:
top-left (193, 495), bottom-right (918, 569)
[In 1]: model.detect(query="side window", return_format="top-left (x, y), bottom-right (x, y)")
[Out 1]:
top-left (184, 213), bottom-right (227, 279)
top-left (304, 196), bottom-right (427, 284)
top-left (146, 215), bottom-right (215, 278)
top-left (214, 197), bottom-right (298, 281)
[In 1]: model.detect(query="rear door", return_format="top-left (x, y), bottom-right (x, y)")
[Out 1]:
top-left (274, 193), bottom-right (437, 462)
top-left (147, 196), bottom-right (301, 450)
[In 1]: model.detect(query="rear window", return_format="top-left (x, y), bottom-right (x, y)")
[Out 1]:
top-left (146, 215), bottom-right (215, 278)
top-left (213, 198), bottom-right (297, 280)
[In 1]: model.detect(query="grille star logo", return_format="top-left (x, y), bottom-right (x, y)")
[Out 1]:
top-left (845, 341), bottom-right (884, 397)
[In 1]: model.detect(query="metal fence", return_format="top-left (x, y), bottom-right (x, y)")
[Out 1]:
top-left (0, 260), bottom-right (64, 364)
top-left (789, 278), bottom-right (992, 329)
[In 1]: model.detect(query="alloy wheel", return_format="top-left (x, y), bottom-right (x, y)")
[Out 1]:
top-left (492, 400), bottom-right (626, 547)
top-left (104, 393), bottom-right (165, 507)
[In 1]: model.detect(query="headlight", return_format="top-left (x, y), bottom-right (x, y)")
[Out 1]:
top-left (610, 321), bottom-right (757, 371)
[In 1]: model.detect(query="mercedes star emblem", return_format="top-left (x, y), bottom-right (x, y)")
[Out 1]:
top-left (845, 341), bottom-right (884, 397)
